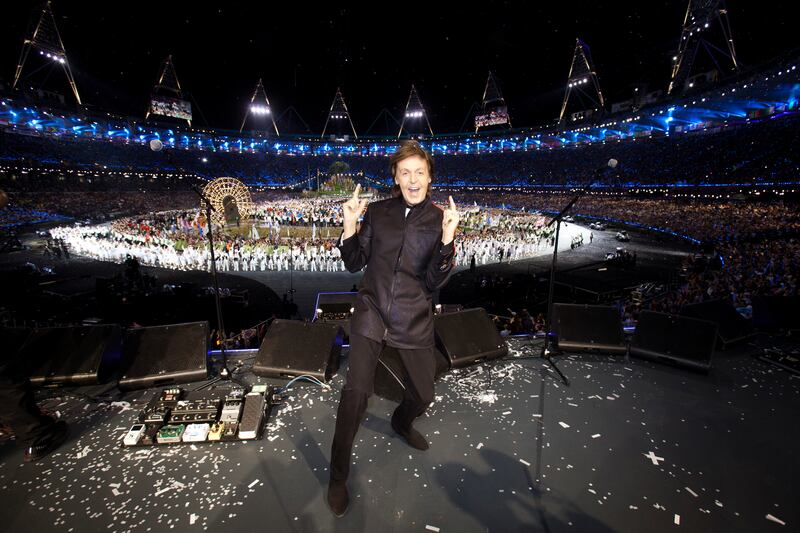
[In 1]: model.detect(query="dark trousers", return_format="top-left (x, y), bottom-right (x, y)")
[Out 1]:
top-left (0, 359), bottom-right (56, 447)
top-left (330, 332), bottom-right (436, 483)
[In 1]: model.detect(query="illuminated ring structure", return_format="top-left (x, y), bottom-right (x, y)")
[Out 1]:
top-left (202, 177), bottom-right (255, 224)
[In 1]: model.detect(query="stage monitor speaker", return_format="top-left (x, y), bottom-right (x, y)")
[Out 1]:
top-left (314, 292), bottom-right (356, 339)
top-left (680, 299), bottom-right (753, 346)
top-left (19, 325), bottom-right (123, 386)
top-left (119, 321), bottom-right (209, 390)
top-left (630, 311), bottom-right (717, 372)
top-left (437, 303), bottom-right (464, 314)
top-left (374, 345), bottom-right (451, 403)
top-left (752, 296), bottom-right (800, 331)
top-left (315, 291), bottom-right (357, 319)
top-left (0, 328), bottom-right (33, 364)
top-left (433, 307), bottom-right (507, 368)
top-left (552, 303), bottom-right (626, 355)
top-left (252, 319), bottom-right (344, 382)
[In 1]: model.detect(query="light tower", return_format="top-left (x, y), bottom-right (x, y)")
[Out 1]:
top-left (321, 87), bottom-right (357, 139)
top-left (145, 55), bottom-right (192, 127)
top-left (13, 1), bottom-right (82, 104)
top-left (240, 78), bottom-right (279, 134)
top-left (558, 38), bottom-right (605, 124)
top-left (398, 84), bottom-right (434, 138)
top-left (475, 71), bottom-right (511, 133)
top-left (668, 0), bottom-right (738, 94)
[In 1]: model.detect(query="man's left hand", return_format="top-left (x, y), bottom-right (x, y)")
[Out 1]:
top-left (442, 195), bottom-right (459, 245)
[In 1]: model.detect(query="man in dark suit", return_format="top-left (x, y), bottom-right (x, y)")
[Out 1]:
top-left (327, 141), bottom-right (459, 517)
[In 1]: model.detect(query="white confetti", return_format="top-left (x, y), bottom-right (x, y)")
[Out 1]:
top-left (644, 451), bottom-right (665, 465)
top-left (425, 526), bottom-right (440, 532)
top-left (558, 421), bottom-right (570, 429)
top-left (674, 514), bottom-right (681, 525)
top-left (248, 479), bottom-right (259, 488)
top-left (765, 514), bottom-right (785, 526)
top-left (685, 487), bottom-right (699, 498)
top-left (75, 446), bottom-right (91, 459)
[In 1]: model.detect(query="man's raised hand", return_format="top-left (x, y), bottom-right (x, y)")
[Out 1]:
top-left (442, 195), bottom-right (459, 245)
top-left (342, 184), bottom-right (368, 228)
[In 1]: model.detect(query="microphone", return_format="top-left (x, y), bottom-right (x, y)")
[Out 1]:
top-left (191, 183), bottom-right (215, 211)
top-left (578, 158), bottom-right (619, 193)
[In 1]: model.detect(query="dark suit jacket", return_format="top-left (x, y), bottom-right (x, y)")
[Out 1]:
top-left (338, 195), bottom-right (455, 349)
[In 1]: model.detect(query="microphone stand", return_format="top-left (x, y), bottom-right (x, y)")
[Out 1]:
top-left (538, 162), bottom-right (615, 386)
top-left (539, 199), bottom-right (571, 386)
top-left (191, 183), bottom-right (231, 380)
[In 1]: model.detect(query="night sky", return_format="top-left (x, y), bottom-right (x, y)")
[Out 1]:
top-left (3, 1), bottom-right (796, 134)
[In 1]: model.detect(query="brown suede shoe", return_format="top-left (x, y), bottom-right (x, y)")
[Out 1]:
top-left (327, 480), bottom-right (349, 517)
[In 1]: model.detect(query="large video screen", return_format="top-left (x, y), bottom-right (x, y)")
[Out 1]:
top-left (475, 106), bottom-right (509, 128)
top-left (149, 96), bottom-right (192, 121)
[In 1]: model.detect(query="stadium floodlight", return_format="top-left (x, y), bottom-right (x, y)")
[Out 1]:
top-left (240, 78), bottom-right (279, 134)
top-left (249, 105), bottom-right (271, 115)
top-left (321, 87), bottom-right (358, 139)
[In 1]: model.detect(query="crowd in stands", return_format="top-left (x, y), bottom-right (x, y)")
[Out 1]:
top-left (621, 232), bottom-right (800, 323)
top-left (2, 111), bottom-right (798, 189)
top-left (441, 191), bottom-right (800, 243)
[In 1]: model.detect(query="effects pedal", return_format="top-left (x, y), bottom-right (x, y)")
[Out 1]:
top-left (122, 424), bottom-right (146, 446)
top-left (238, 393), bottom-right (265, 440)
top-left (160, 388), bottom-right (182, 402)
top-left (208, 421), bottom-right (225, 441)
top-left (221, 422), bottom-right (239, 441)
top-left (156, 424), bottom-right (186, 444)
top-left (220, 399), bottom-right (243, 423)
top-left (182, 423), bottom-right (210, 442)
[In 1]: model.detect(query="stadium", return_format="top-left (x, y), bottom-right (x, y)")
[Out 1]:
top-left (0, 2), bottom-right (797, 532)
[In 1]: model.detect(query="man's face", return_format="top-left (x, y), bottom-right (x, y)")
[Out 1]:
top-left (394, 155), bottom-right (431, 206)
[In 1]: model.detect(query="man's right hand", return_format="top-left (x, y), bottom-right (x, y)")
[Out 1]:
top-left (342, 184), bottom-right (368, 239)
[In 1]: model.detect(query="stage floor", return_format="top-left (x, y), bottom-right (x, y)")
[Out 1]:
top-left (1, 336), bottom-right (797, 532)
